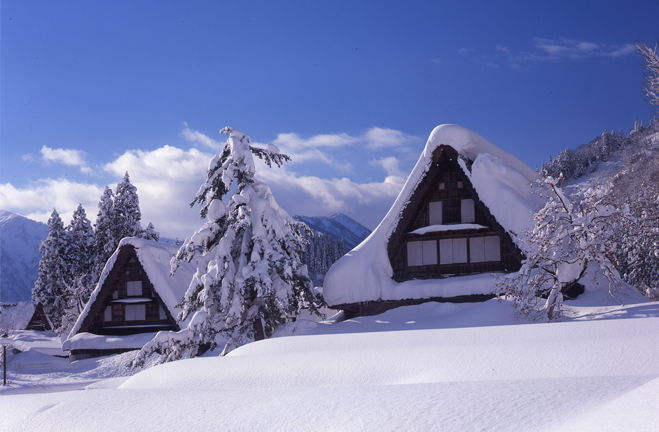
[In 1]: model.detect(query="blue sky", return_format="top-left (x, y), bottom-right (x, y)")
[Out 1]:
top-left (1, 0), bottom-right (657, 237)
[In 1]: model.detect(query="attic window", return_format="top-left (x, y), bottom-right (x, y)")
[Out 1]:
top-left (461, 199), bottom-right (475, 223)
top-left (127, 281), bottom-right (143, 296)
top-left (130, 257), bottom-right (137, 263)
top-left (439, 183), bottom-right (446, 190)
top-left (457, 181), bottom-right (463, 189)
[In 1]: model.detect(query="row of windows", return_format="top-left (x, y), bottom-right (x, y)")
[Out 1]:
top-left (428, 199), bottom-right (475, 225)
top-left (103, 303), bottom-right (167, 322)
top-left (407, 236), bottom-right (501, 267)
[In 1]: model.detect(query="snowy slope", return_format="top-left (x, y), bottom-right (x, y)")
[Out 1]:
top-left (293, 213), bottom-right (371, 250)
top-left (0, 210), bottom-right (49, 302)
top-left (3, 307), bottom-right (659, 431)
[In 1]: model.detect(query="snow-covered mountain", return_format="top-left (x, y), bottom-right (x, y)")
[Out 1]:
top-left (293, 213), bottom-right (371, 250)
top-left (0, 210), bottom-right (48, 302)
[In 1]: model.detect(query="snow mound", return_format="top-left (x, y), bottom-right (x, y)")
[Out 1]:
top-left (324, 124), bottom-right (543, 306)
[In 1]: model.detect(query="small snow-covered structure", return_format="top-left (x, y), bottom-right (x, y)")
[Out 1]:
top-left (324, 124), bottom-right (543, 317)
top-left (0, 302), bottom-right (53, 331)
top-left (63, 238), bottom-right (195, 360)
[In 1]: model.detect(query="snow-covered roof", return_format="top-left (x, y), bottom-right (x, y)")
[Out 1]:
top-left (0, 302), bottom-right (47, 330)
top-left (323, 124), bottom-right (544, 306)
top-left (68, 238), bottom-right (196, 339)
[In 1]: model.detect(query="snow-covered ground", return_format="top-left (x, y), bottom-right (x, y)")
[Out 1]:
top-left (2, 288), bottom-right (659, 431)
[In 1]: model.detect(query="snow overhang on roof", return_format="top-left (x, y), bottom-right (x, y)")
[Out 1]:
top-left (323, 124), bottom-right (544, 307)
top-left (67, 238), bottom-right (196, 339)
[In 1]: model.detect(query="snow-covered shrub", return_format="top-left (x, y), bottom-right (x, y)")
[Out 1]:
top-left (495, 176), bottom-right (629, 320)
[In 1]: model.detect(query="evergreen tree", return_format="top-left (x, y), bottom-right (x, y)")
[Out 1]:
top-left (140, 222), bottom-right (160, 242)
top-left (65, 204), bottom-right (96, 314)
top-left (33, 209), bottom-right (69, 330)
top-left (93, 186), bottom-right (117, 280)
top-left (133, 127), bottom-right (322, 366)
top-left (113, 172), bottom-right (142, 241)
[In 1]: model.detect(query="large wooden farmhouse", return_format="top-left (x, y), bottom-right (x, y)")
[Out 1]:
top-left (324, 124), bottom-right (543, 317)
top-left (63, 238), bottom-right (195, 360)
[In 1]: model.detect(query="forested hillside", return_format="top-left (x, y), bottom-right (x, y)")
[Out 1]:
top-left (540, 118), bottom-right (659, 299)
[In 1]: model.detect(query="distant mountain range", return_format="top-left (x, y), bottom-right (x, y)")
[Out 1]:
top-left (0, 210), bottom-right (49, 303)
top-left (293, 213), bottom-right (371, 250)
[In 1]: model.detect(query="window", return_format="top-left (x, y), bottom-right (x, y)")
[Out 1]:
top-left (127, 281), bottom-right (142, 296)
top-left (461, 199), bottom-right (475, 223)
top-left (428, 201), bottom-right (442, 225)
top-left (469, 236), bottom-right (501, 263)
top-left (112, 290), bottom-right (118, 300)
top-left (104, 306), bottom-right (112, 322)
top-left (407, 240), bottom-right (438, 266)
top-left (457, 181), bottom-right (464, 189)
top-left (440, 238), bottom-right (468, 264)
top-left (159, 305), bottom-right (167, 320)
top-left (125, 304), bottom-right (146, 321)
top-left (439, 183), bottom-right (445, 190)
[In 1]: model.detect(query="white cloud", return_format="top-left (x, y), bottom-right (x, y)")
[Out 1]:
top-left (370, 156), bottom-right (403, 177)
top-left (40, 145), bottom-right (91, 173)
top-left (363, 127), bottom-right (418, 150)
top-left (181, 123), bottom-right (223, 150)
top-left (104, 145), bottom-right (213, 238)
top-left (530, 37), bottom-right (635, 60)
top-left (431, 57), bottom-right (441, 64)
top-left (3, 125), bottom-right (417, 236)
top-left (0, 179), bottom-right (104, 225)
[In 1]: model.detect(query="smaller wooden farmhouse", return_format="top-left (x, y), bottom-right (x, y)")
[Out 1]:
top-left (0, 302), bottom-right (53, 331)
top-left (324, 124), bottom-right (544, 318)
top-left (63, 238), bottom-right (195, 360)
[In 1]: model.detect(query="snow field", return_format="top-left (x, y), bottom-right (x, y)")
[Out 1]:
top-left (3, 310), bottom-right (659, 431)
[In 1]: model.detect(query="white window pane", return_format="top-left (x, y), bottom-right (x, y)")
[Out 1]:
top-left (440, 239), bottom-right (453, 264)
top-left (461, 199), bottom-right (475, 223)
top-left (126, 305), bottom-right (135, 321)
top-left (135, 304), bottom-right (145, 321)
top-left (422, 240), bottom-right (438, 265)
top-left (127, 281), bottom-right (142, 296)
top-left (453, 238), bottom-right (468, 263)
top-left (428, 201), bottom-right (443, 225)
top-left (104, 306), bottom-right (112, 322)
top-left (484, 236), bottom-right (501, 262)
top-left (470, 237), bottom-right (485, 263)
top-left (159, 305), bottom-right (167, 320)
top-left (407, 241), bottom-right (423, 266)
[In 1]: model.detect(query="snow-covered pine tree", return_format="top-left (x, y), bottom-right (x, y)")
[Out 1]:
top-left (495, 176), bottom-right (628, 320)
top-left (93, 186), bottom-right (117, 280)
top-left (636, 42), bottom-right (659, 112)
top-left (140, 222), bottom-right (160, 242)
top-left (113, 172), bottom-right (142, 241)
top-left (133, 127), bottom-right (321, 366)
top-left (33, 209), bottom-right (69, 330)
top-left (65, 204), bottom-right (96, 314)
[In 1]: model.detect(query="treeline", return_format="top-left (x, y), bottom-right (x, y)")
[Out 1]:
top-left (33, 173), bottom-right (158, 334)
top-left (302, 231), bottom-right (346, 287)
top-left (540, 118), bottom-right (659, 181)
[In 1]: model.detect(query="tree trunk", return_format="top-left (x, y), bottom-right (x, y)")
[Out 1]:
top-left (253, 317), bottom-right (265, 341)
